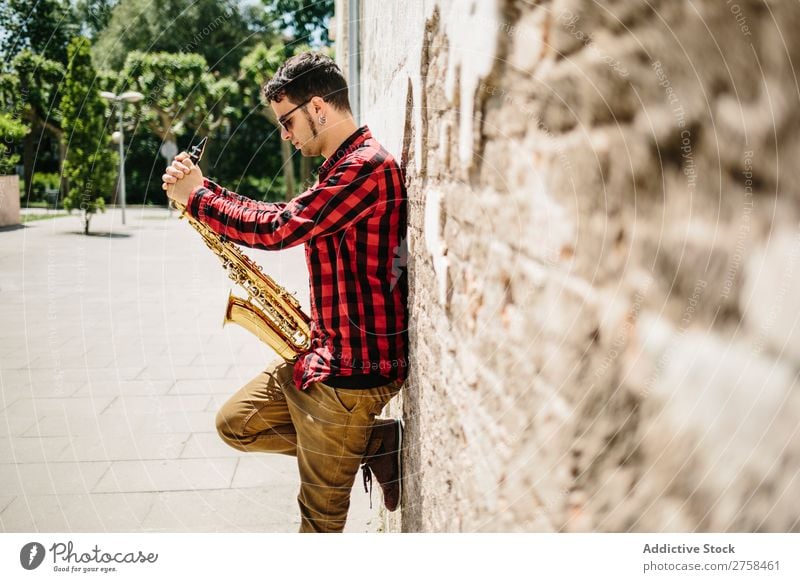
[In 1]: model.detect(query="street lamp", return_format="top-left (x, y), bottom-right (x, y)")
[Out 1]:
top-left (100, 90), bottom-right (144, 225)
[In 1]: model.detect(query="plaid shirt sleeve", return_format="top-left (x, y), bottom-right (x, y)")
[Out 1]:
top-left (186, 158), bottom-right (379, 250)
top-left (199, 178), bottom-right (287, 211)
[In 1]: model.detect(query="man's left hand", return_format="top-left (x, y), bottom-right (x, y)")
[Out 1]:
top-left (162, 153), bottom-right (203, 206)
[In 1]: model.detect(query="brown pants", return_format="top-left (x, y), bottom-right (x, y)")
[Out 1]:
top-left (215, 358), bottom-right (401, 533)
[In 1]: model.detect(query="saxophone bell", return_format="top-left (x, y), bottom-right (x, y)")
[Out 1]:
top-left (174, 136), bottom-right (312, 361)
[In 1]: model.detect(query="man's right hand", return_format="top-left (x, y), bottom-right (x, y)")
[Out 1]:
top-left (162, 152), bottom-right (204, 206)
top-left (161, 152), bottom-right (193, 191)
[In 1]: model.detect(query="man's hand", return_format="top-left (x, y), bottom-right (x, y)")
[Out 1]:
top-left (162, 151), bottom-right (203, 206)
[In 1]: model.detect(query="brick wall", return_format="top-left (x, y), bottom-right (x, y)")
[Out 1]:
top-left (337, 0), bottom-right (800, 532)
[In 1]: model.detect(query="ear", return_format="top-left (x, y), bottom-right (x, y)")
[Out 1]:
top-left (310, 96), bottom-right (326, 115)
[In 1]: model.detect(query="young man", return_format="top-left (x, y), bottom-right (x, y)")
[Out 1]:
top-left (162, 52), bottom-right (409, 533)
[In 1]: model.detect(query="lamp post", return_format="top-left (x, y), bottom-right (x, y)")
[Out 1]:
top-left (100, 90), bottom-right (144, 225)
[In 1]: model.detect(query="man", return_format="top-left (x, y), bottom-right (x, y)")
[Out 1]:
top-left (161, 52), bottom-right (409, 533)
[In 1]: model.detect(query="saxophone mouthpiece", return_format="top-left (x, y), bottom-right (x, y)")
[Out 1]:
top-left (171, 137), bottom-right (207, 216)
top-left (188, 136), bottom-right (208, 165)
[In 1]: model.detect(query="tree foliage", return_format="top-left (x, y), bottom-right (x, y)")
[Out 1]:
top-left (0, 0), bottom-right (78, 65)
top-left (0, 113), bottom-right (29, 174)
top-left (263, 0), bottom-right (334, 45)
top-left (0, 51), bottom-right (65, 197)
top-left (60, 36), bottom-right (117, 234)
top-left (121, 51), bottom-right (237, 142)
top-left (74, 0), bottom-right (118, 40)
top-left (93, 0), bottom-right (259, 76)
top-left (0, 0), bottom-right (335, 208)
top-left (238, 41), bottom-right (298, 196)
top-left (4, 51), bottom-right (65, 132)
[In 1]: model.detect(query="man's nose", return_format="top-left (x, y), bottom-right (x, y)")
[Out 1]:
top-left (280, 126), bottom-right (291, 140)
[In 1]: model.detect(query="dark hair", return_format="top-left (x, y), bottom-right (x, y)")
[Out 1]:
top-left (263, 52), bottom-right (351, 113)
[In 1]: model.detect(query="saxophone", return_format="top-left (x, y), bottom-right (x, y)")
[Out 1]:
top-left (172, 137), bottom-right (311, 361)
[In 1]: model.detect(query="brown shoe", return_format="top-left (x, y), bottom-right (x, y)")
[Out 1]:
top-left (361, 419), bottom-right (403, 512)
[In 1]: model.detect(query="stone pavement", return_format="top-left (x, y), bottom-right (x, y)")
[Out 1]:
top-left (0, 207), bottom-right (382, 532)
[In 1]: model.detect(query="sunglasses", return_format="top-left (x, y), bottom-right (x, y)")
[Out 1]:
top-left (278, 98), bottom-right (312, 132)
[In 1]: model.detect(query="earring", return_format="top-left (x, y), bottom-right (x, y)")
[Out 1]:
top-left (319, 116), bottom-right (327, 125)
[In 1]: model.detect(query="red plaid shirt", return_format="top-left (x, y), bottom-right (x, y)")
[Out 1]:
top-left (187, 126), bottom-right (408, 390)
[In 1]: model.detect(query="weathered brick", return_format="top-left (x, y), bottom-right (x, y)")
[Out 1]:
top-left (339, 0), bottom-right (800, 532)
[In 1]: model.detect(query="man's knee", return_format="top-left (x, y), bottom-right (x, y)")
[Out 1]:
top-left (215, 406), bottom-right (248, 451)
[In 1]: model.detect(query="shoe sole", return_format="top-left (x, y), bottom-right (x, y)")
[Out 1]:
top-left (396, 419), bottom-right (404, 510)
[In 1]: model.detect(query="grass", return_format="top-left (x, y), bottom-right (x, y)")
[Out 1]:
top-left (23, 201), bottom-right (61, 209)
top-left (21, 212), bottom-right (69, 223)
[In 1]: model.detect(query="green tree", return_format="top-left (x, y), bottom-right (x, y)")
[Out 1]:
top-left (0, 113), bottom-right (29, 175)
top-left (0, 0), bottom-right (78, 65)
top-left (263, 0), bottom-right (334, 45)
top-left (0, 51), bottom-right (65, 199)
top-left (60, 36), bottom-right (117, 234)
top-left (120, 51), bottom-right (237, 174)
top-left (239, 41), bottom-right (333, 198)
top-left (74, 0), bottom-right (118, 40)
top-left (93, 0), bottom-right (258, 76)
top-left (0, 1), bottom-right (114, 198)
top-left (239, 41), bottom-right (298, 197)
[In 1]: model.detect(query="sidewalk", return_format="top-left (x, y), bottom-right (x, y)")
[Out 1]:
top-left (0, 207), bottom-right (382, 532)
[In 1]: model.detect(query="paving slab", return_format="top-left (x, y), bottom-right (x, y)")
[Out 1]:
top-left (3, 396), bottom-right (115, 417)
top-left (180, 432), bottom-right (241, 459)
top-left (0, 461), bottom-right (111, 496)
top-left (22, 412), bottom-right (144, 438)
top-left (0, 496), bottom-right (15, 515)
top-left (73, 379), bottom-right (175, 397)
top-left (0, 208), bottom-right (383, 532)
top-left (0, 436), bottom-right (72, 463)
top-left (0, 492), bottom-right (156, 532)
top-left (92, 458), bottom-right (238, 493)
top-left (56, 433), bottom-right (190, 462)
top-left (0, 409), bottom-right (43, 436)
top-left (102, 394), bottom-right (212, 414)
top-left (138, 488), bottom-right (300, 532)
top-left (170, 378), bottom-right (241, 395)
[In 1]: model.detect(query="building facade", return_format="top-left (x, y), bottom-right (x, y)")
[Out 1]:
top-left (335, 0), bottom-right (800, 532)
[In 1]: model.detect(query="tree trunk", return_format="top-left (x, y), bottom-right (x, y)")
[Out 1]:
top-left (261, 109), bottom-right (296, 200)
top-left (23, 127), bottom-right (35, 200)
top-left (20, 75), bottom-right (34, 200)
top-left (58, 140), bottom-right (67, 206)
top-left (300, 155), bottom-right (313, 188)
top-left (281, 139), bottom-right (295, 199)
top-left (83, 212), bottom-right (90, 235)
